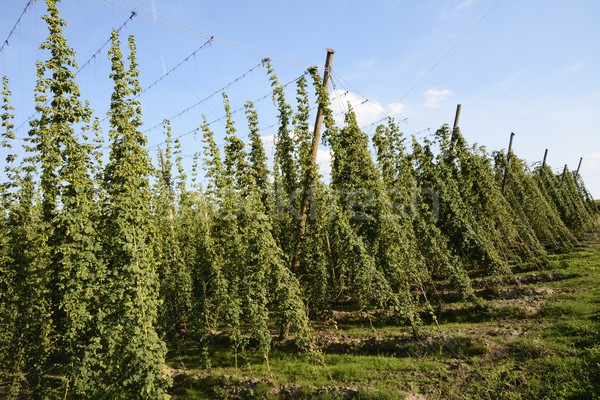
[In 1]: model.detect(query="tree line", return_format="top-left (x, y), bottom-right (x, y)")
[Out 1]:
top-left (0, 1), bottom-right (597, 398)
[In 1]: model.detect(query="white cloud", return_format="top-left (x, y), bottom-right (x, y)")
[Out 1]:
top-left (329, 89), bottom-right (405, 127)
top-left (259, 133), bottom-right (332, 178)
top-left (316, 149), bottom-right (331, 166)
top-left (316, 149), bottom-right (332, 176)
top-left (456, 0), bottom-right (476, 11)
top-left (423, 88), bottom-right (452, 108)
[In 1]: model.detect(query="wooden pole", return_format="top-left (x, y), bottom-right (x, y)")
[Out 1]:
top-left (507, 132), bottom-right (515, 154)
top-left (542, 149), bottom-right (548, 168)
top-left (158, 148), bottom-right (174, 221)
top-left (501, 132), bottom-right (515, 193)
top-left (309, 49), bottom-right (334, 165)
top-left (292, 48), bottom-right (335, 272)
top-left (575, 157), bottom-right (583, 179)
top-left (159, 148), bottom-right (167, 172)
top-left (452, 104), bottom-right (462, 132)
top-left (561, 164), bottom-right (568, 182)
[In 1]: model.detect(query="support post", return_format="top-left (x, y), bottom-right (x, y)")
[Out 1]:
top-left (309, 49), bottom-right (335, 165)
top-left (542, 149), bottom-right (548, 168)
top-left (159, 148), bottom-right (167, 173)
top-left (452, 104), bottom-right (462, 132)
top-left (292, 48), bottom-right (334, 272)
top-left (158, 148), bottom-right (174, 221)
top-left (562, 164), bottom-right (568, 182)
top-left (501, 132), bottom-right (515, 193)
top-left (575, 157), bottom-right (583, 179)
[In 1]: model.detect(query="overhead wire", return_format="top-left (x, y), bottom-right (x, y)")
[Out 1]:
top-left (331, 72), bottom-right (431, 129)
top-left (324, 79), bottom-right (421, 136)
top-left (142, 60), bottom-right (266, 136)
top-left (10, 0), bottom-right (321, 145)
top-left (184, 82), bottom-right (427, 172)
top-left (75, 11), bottom-right (137, 77)
top-left (6, 1), bottom-right (585, 197)
top-left (135, 37), bottom-right (213, 99)
top-left (330, 77), bottom-right (349, 122)
top-left (145, 71), bottom-right (312, 150)
top-left (359, 115), bottom-right (408, 132)
top-left (328, 74), bottom-right (439, 141)
top-left (379, 0), bottom-right (504, 119)
top-left (94, 34), bottom-right (215, 126)
top-left (324, 0), bottom-right (504, 138)
top-left (248, 88), bottom-right (350, 138)
top-left (151, 89), bottom-right (435, 184)
top-left (104, 0), bottom-right (311, 68)
top-left (101, 2), bottom-right (222, 121)
top-left (152, 82), bottom-right (352, 172)
top-left (11, 11), bottom-right (137, 137)
top-left (5, 1), bottom-right (471, 177)
top-left (0, 0), bottom-right (35, 54)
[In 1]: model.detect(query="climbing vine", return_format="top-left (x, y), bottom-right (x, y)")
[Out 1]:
top-left (0, 1), bottom-right (597, 398)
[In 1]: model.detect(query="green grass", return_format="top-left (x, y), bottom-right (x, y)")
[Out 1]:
top-left (169, 229), bottom-right (600, 399)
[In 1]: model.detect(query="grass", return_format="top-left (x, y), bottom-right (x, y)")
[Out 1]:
top-left (169, 227), bottom-right (600, 399)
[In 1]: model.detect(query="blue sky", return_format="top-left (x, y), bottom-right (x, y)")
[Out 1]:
top-left (1, 0), bottom-right (599, 197)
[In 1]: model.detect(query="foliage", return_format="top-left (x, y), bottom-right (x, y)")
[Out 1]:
top-left (495, 150), bottom-right (575, 249)
top-left (0, 1), bottom-right (597, 398)
top-left (90, 30), bottom-right (171, 399)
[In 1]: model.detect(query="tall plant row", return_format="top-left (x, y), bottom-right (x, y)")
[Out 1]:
top-left (0, 1), bottom-right (597, 398)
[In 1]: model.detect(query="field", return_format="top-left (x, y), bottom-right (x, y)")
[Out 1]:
top-left (166, 221), bottom-right (600, 399)
top-left (1, 2), bottom-right (599, 398)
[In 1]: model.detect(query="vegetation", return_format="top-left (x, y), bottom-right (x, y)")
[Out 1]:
top-left (0, 1), bottom-right (598, 399)
top-left (168, 226), bottom-right (600, 399)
